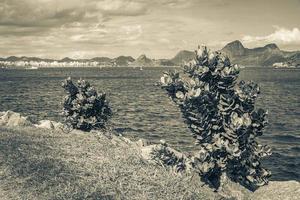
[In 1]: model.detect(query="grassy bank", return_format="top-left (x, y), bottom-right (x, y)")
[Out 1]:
top-left (0, 126), bottom-right (217, 200)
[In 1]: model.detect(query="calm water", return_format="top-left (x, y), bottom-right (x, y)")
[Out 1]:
top-left (0, 67), bottom-right (299, 181)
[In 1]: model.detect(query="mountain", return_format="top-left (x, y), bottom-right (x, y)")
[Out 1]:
top-left (131, 54), bottom-right (154, 67)
top-left (167, 41), bottom-right (300, 67)
top-left (60, 57), bottom-right (74, 62)
top-left (220, 40), bottom-right (299, 66)
top-left (4, 56), bottom-right (54, 62)
top-left (91, 57), bottom-right (112, 63)
top-left (113, 56), bottom-right (134, 66)
top-left (221, 40), bottom-right (246, 57)
top-left (289, 52), bottom-right (300, 65)
top-left (170, 50), bottom-right (195, 65)
top-left (6, 56), bottom-right (22, 62)
top-left (1, 41), bottom-right (300, 68)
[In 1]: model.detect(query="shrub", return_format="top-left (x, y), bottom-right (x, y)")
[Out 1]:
top-left (61, 77), bottom-right (112, 131)
top-left (150, 140), bottom-right (186, 173)
top-left (159, 46), bottom-right (271, 190)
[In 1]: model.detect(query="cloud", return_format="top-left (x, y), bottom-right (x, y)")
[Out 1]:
top-left (0, 0), bottom-right (150, 28)
top-left (119, 25), bottom-right (143, 41)
top-left (0, 0), bottom-right (197, 28)
top-left (242, 27), bottom-right (300, 44)
top-left (0, 1), bottom-right (299, 58)
top-left (0, 0), bottom-right (91, 27)
top-left (96, 0), bottom-right (148, 16)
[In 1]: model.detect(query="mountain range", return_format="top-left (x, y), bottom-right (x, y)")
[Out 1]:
top-left (170, 40), bottom-right (300, 67)
top-left (220, 40), bottom-right (300, 66)
top-left (1, 40), bottom-right (300, 67)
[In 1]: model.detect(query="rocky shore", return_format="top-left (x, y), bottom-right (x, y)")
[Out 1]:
top-left (0, 110), bottom-right (299, 200)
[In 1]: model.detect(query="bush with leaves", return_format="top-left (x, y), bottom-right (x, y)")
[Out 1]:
top-left (61, 77), bottom-right (112, 131)
top-left (150, 140), bottom-right (187, 173)
top-left (159, 46), bottom-right (271, 190)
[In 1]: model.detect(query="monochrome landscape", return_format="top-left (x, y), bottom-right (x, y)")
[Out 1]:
top-left (0, 0), bottom-right (299, 199)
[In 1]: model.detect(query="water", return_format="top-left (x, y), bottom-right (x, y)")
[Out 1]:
top-left (0, 67), bottom-right (299, 181)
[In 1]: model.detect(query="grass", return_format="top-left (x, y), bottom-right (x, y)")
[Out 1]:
top-left (0, 126), bottom-right (218, 200)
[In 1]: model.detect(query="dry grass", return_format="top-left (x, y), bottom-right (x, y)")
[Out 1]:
top-left (0, 126), bottom-right (218, 200)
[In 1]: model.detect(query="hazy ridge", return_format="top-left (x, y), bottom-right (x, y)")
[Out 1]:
top-left (1, 41), bottom-right (300, 67)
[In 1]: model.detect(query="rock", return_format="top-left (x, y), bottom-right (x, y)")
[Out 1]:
top-left (136, 138), bottom-right (149, 147)
top-left (0, 110), bottom-right (32, 127)
top-left (35, 120), bottom-right (55, 129)
top-left (219, 180), bottom-right (300, 200)
top-left (160, 139), bottom-right (167, 146)
top-left (122, 137), bottom-right (133, 144)
top-left (52, 121), bottom-right (63, 130)
top-left (140, 145), bottom-right (156, 161)
top-left (251, 181), bottom-right (300, 200)
top-left (34, 120), bottom-right (63, 130)
top-left (219, 179), bottom-right (252, 200)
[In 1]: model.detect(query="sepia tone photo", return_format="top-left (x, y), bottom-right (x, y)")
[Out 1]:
top-left (0, 0), bottom-right (299, 199)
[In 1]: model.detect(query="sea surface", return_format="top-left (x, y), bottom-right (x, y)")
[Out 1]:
top-left (0, 67), bottom-right (299, 181)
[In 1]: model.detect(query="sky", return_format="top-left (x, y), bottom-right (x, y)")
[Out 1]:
top-left (0, 0), bottom-right (300, 59)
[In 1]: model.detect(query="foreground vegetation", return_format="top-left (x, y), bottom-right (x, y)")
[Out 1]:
top-left (0, 112), bottom-right (299, 200)
top-left (0, 126), bottom-right (217, 200)
top-left (160, 46), bottom-right (271, 190)
top-left (61, 77), bottom-right (112, 131)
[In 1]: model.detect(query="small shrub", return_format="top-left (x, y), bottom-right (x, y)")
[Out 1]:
top-left (159, 46), bottom-right (271, 190)
top-left (150, 140), bottom-right (186, 173)
top-left (61, 77), bottom-right (112, 131)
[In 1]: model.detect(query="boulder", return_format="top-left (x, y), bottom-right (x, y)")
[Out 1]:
top-left (135, 138), bottom-right (149, 147)
top-left (0, 110), bottom-right (32, 127)
top-left (251, 181), bottom-right (300, 200)
top-left (218, 178), bottom-right (252, 200)
top-left (52, 121), bottom-right (63, 130)
top-left (219, 179), bottom-right (300, 200)
top-left (35, 120), bottom-right (55, 129)
top-left (140, 145), bottom-right (157, 161)
top-left (34, 120), bottom-right (63, 130)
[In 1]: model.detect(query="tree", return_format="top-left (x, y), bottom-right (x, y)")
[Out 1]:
top-left (160, 46), bottom-right (271, 190)
top-left (61, 77), bottom-right (112, 132)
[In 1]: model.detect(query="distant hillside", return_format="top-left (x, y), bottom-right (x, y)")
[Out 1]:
top-left (170, 50), bottom-right (195, 65)
top-left (284, 52), bottom-right (300, 66)
top-left (167, 41), bottom-right (300, 67)
top-left (91, 57), bottom-right (112, 63)
top-left (60, 57), bottom-right (74, 62)
top-left (4, 56), bottom-right (54, 62)
top-left (1, 41), bottom-right (300, 67)
top-left (131, 54), bottom-right (154, 67)
top-left (220, 40), bottom-right (299, 66)
top-left (113, 56), bottom-right (135, 66)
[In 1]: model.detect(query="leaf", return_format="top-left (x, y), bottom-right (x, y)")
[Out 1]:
top-left (175, 91), bottom-right (185, 99)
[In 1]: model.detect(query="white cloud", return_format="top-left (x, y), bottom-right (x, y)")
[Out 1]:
top-left (114, 25), bottom-right (142, 42)
top-left (159, 38), bottom-right (170, 44)
top-left (96, 0), bottom-right (148, 16)
top-left (242, 27), bottom-right (300, 44)
top-left (121, 25), bottom-right (142, 35)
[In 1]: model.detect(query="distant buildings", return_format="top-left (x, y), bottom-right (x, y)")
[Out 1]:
top-left (272, 62), bottom-right (299, 68)
top-left (0, 55), bottom-right (176, 68)
top-left (0, 60), bottom-right (114, 68)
